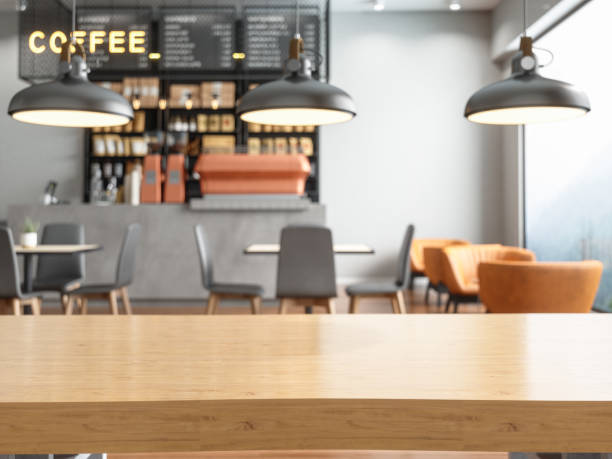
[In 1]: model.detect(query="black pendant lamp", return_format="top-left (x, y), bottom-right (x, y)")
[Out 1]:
top-left (8, 0), bottom-right (133, 128)
top-left (464, 0), bottom-right (590, 125)
top-left (236, 1), bottom-right (356, 126)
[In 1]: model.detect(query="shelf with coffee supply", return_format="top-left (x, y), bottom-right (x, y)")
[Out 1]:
top-left (84, 77), bottom-right (320, 205)
top-left (69, 1), bottom-right (328, 205)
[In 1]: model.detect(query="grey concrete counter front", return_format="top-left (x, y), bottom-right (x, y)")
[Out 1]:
top-left (8, 203), bottom-right (325, 300)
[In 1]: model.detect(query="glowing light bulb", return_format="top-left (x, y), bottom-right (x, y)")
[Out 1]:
top-left (132, 95), bottom-right (141, 110)
top-left (449, 1), bottom-right (461, 11)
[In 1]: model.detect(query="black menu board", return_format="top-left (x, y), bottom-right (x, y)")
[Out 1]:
top-left (76, 9), bottom-right (152, 71)
top-left (160, 8), bottom-right (236, 71)
top-left (244, 7), bottom-right (320, 71)
top-left (19, 0), bottom-right (71, 80)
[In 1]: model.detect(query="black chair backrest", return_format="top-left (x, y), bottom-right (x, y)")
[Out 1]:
top-left (193, 224), bottom-right (214, 289)
top-left (36, 223), bottom-right (85, 283)
top-left (115, 223), bottom-right (142, 287)
top-left (0, 227), bottom-right (22, 298)
top-left (276, 225), bottom-right (337, 298)
top-left (395, 224), bottom-right (416, 288)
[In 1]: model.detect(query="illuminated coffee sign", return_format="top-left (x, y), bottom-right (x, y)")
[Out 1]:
top-left (28, 29), bottom-right (147, 55)
top-left (19, 7), bottom-right (152, 79)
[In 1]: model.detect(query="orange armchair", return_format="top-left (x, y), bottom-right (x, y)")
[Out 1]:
top-left (422, 240), bottom-right (470, 306)
top-left (409, 239), bottom-right (469, 291)
top-left (479, 260), bottom-right (603, 313)
top-left (441, 244), bottom-right (535, 313)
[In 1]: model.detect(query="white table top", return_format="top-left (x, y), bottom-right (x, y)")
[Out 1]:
top-left (14, 244), bottom-right (101, 254)
top-left (245, 243), bottom-right (374, 254)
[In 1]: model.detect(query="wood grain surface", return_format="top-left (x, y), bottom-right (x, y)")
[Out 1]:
top-left (0, 315), bottom-right (611, 453)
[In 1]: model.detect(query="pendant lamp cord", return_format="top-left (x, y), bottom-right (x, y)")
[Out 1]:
top-left (296, 0), bottom-right (300, 37)
top-left (522, 0), bottom-right (527, 37)
top-left (71, 0), bottom-right (76, 43)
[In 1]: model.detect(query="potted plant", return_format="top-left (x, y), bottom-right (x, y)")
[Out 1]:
top-left (21, 217), bottom-right (40, 248)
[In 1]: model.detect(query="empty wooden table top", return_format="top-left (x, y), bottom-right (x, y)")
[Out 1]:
top-left (1, 314), bottom-right (612, 454)
top-left (244, 243), bottom-right (375, 254)
top-left (14, 243), bottom-right (101, 254)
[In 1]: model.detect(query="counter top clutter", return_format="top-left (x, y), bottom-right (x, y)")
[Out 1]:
top-left (1, 314), bottom-right (612, 453)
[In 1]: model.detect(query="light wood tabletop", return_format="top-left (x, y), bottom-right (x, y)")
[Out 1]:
top-left (14, 243), bottom-right (101, 254)
top-left (1, 314), bottom-right (612, 453)
top-left (244, 243), bottom-right (375, 254)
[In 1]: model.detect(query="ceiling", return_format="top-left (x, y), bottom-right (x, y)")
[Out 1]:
top-left (0, 0), bottom-right (503, 13)
top-left (331, 0), bottom-right (502, 12)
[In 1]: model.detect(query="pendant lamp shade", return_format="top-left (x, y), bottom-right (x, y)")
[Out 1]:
top-left (465, 73), bottom-right (591, 125)
top-left (8, 42), bottom-right (133, 128)
top-left (237, 74), bottom-right (356, 126)
top-left (465, 37), bottom-right (590, 125)
top-left (237, 34), bottom-right (356, 127)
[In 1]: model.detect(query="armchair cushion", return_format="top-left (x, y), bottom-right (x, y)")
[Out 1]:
top-left (410, 239), bottom-right (469, 274)
top-left (441, 244), bottom-right (535, 296)
top-left (479, 260), bottom-right (603, 313)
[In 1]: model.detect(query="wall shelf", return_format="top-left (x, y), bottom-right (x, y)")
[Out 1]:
top-left (84, 78), bottom-right (320, 204)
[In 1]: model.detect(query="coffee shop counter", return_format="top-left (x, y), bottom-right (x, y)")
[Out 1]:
top-left (7, 202), bottom-right (325, 300)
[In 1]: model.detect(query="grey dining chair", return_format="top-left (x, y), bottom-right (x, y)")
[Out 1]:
top-left (194, 224), bottom-right (263, 314)
top-left (32, 223), bottom-right (85, 312)
top-left (0, 227), bottom-right (41, 315)
top-left (277, 225), bottom-right (337, 314)
top-left (345, 224), bottom-right (415, 314)
top-left (66, 224), bottom-right (141, 315)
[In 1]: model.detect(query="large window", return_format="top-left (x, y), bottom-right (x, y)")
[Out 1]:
top-left (525, 0), bottom-right (612, 309)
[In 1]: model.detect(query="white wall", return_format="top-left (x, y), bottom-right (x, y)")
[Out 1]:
top-left (0, 11), bottom-right (83, 221)
top-left (321, 11), bottom-right (504, 282)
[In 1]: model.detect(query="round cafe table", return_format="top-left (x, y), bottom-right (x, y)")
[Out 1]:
top-left (14, 244), bottom-right (102, 292)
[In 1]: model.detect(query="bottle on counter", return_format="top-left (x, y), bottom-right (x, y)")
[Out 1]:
top-left (106, 176), bottom-right (118, 204)
top-left (89, 164), bottom-right (103, 203)
top-left (124, 163), bottom-right (142, 206)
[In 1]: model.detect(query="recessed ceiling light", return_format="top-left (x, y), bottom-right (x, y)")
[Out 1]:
top-left (449, 0), bottom-right (462, 11)
top-left (373, 0), bottom-right (385, 11)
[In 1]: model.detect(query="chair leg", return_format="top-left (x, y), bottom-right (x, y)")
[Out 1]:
top-left (65, 296), bottom-right (74, 315)
top-left (207, 293), bottom-right (219, 315)
top-left (12, 298), bottom-right (21, 316)
top-left (395, 291), bottom-right (407, 314)
top-left (349, 295), bottom-right (359, 314)
top-left (326, 298), bottom-right (336, 314)
top-left (108, 290), bottom-right (119, 315)
top-left (279, 298), bottom-right (290, 314)
top-left (445, 296), bottom-right (452, 313)
top-left (80, 297), bottom-right (88, 315)
top-left (61, 295), bottom-right (69, 314)
top-left (30, 298), bottom-right (41, 315)
top-left (424, 282), bottom-right (431, 305)
top-left (409, 272), bottom-right (415, 291)
top-left (120, 287), bottom-right (133, 315)
top-left (390, 295), bottom-right (400, 314)
top-left (454, 301), bottom-right (459, 313)
top-left (437, 288), bottom-right (442, 307)
top-left (250, 296), bottom-right (261, 315)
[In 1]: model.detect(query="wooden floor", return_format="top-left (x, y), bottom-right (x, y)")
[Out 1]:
top-left (37, 283), bottom-right (486, 315)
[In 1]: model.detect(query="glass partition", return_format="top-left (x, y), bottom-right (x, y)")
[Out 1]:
top-left (525, 0), bottom-right (612, 309)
